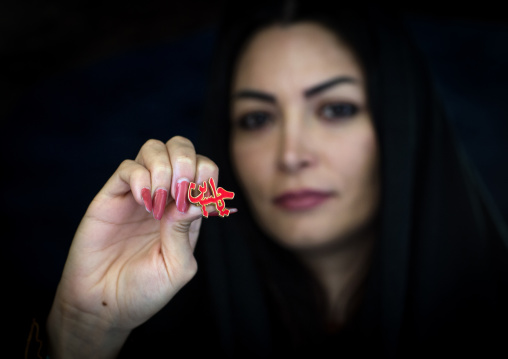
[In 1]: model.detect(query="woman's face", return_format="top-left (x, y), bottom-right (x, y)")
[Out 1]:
top-left (230, 22), bottom-right (380, 252)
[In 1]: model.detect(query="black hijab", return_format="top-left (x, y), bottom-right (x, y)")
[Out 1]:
top-left (121, 1), bottom-right (508, 357)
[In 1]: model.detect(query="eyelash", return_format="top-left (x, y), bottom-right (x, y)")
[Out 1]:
top-left (318, 102), bottom-right (359, 121)
top-left (236, 111), bottom-right (273, 130)
top-left (235, 102), bottom-right (359, 131)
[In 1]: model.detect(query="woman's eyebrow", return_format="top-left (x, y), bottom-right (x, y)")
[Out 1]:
top-left (232, 76), bottom-right (358, 104)
top-left (232, 89), bottom-right (276, 103)
top-left (304, 76), bottom-right (358, 98)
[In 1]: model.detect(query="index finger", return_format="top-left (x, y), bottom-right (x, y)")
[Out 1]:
top-left (166, 136), bottom-right (197, 213)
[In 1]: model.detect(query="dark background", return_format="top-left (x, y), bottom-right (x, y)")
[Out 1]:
top-left (2, 0), bottom-right (507, 354)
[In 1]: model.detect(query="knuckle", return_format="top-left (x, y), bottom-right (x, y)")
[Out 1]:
top-left (152, 163), bottom-right (172, 180)
top-left (172, 221), bottom-right (191, 235)
top-left (118, 159), bottom-right (135, 170)
top-left (144, 138), bottom-right (164, 149)
top-left (173, 154), bottom-right (194, 167)
top-left (198, 157), bottom-right (218, 174)
top-left (168, 135), bottom-right (194, 148)
top-left (132, 165), bottom-right (148, 179)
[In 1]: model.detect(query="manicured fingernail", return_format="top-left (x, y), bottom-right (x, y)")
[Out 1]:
top-left (153, 188), bottom-right (168, 220)
top-left (208, 208), bottom-right (238, 217)
top-left (141, 188), bottom-right (152, 213)
top-left (176, 180), bottom-right (190, 213)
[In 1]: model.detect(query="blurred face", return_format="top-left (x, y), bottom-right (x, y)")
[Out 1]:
top-left (230, 22), bottom-right (380, 252)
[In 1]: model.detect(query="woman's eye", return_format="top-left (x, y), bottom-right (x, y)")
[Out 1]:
top-left (320, 103), bottom-right (358, 121)
top-left (237, 111), bottom-right (272, 130)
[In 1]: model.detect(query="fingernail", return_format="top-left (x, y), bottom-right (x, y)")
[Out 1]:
top-left (208, 208), bottom-right (238, 217)
top-left (153, 188), bottom-right (168, 220)
top-left (141, 188), bottom-right (152, 213)
top-left (176, 180), bottom-right (190, 213)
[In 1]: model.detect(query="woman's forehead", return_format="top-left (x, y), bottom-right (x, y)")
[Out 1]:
top-left (232, 22), bottom-right (364, 92)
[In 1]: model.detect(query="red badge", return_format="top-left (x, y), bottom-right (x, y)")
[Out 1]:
top-left (188, 177), bottom-right (235, 217)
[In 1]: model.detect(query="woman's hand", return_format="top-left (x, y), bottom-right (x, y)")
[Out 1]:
top-left (47, 136), bottom-right (219, 358)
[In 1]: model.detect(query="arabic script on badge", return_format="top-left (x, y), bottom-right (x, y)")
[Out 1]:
top-left (188, 177), bottom-right (235, 217)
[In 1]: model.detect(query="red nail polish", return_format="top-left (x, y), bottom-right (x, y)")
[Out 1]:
top-left (208, 208), bottom-right (238, 217)
top-left (153, 189), bottom-right (168, 220)
top-left (176, 181), bottom-right (190, 213)
top-left (141, 188), bottom-right (152, 213)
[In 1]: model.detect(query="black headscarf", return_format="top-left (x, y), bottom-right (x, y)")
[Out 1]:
top-left (120, 1), bottom-right (508, 358)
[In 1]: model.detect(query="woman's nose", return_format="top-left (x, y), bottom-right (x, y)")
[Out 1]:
top-left (277, 121), bottom-right (316, 173)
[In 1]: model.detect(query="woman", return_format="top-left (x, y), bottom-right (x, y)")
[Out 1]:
top-left (46, 1), bottom-right (508, 358)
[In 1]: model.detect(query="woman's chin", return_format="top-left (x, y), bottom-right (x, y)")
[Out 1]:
top-left (266, 222), bottom-right (344, 252)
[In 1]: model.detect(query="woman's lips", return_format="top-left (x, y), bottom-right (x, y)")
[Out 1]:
top-left (273, 190), bottom-right (335, 211)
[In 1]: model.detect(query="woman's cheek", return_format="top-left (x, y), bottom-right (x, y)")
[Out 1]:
top-left (346, 122), bottom-right (378, 175)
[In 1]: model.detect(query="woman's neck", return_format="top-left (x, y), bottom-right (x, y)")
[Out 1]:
top-left (296, 228), bottom-right (376, 330)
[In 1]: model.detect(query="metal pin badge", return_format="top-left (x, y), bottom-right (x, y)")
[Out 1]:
top-left (188, 177), bottom-right (235, 217)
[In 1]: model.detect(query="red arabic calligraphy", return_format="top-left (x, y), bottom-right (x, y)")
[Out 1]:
top-left (188, 177), bottom-right (235, 217)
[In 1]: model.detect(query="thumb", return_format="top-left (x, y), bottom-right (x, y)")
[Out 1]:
top-left (158, 204), bottom-right (203, 282)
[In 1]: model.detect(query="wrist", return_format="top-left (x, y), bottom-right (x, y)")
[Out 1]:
top-left (47, 300), bottom-right (130, 359)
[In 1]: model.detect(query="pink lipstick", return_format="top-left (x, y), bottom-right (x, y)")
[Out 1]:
top-left (273, 189), bottom-right (334, 211)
